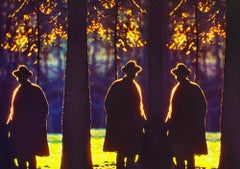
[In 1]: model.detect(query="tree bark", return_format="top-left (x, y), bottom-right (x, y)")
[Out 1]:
top-left (113, 0), bottom-right (120, 79)
top-left (218, 0), bottom-right (240, 168)
top-left (145, 0), bottom-right (172, 168)
top-left (61, 0), bottom-right (92, 168)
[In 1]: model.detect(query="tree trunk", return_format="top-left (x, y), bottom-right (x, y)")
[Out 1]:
top-left (113, 0), bottom-right (119, 79)
top-left (35, 0), bottom-right (41, 84)
top-left (194, 0), bottom-right (199, 82)
top-left (145, 0), bottom-right (172, 168)
top-left (218, 0), bottom-right (240, 168)
top-left (61, 0), bottom-right (92, 168)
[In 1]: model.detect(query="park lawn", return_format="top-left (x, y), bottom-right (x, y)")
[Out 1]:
top-left (37, 129), bottom-right (220, 169)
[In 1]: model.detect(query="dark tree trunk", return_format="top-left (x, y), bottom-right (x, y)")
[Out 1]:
top-left (218, 0), bottom-right (240, 168)
top-left (61, 0), bottom-right (93, 169)
top-left (35, 0), bottom-right (41, 84)
top-left (145, 0), bottom-right (172, 168)
top-left (194, 0), bottom-right (199, 82)
top-left (113, 0), bottom-right (120, 79)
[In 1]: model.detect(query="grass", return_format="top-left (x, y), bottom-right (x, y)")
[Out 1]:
top-left (37, 129), bottom-right (220, 169)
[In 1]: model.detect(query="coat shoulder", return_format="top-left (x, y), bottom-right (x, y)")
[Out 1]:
top-left (31, 83), bottom-right (43, 90)
top-left (189, 81), bottom-right (201, 89)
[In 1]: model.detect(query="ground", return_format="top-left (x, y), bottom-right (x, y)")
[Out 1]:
top-left (36, 129), bottom-right (220, 169)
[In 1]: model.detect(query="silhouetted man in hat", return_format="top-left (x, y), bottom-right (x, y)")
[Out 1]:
top-left (7, 65), bottom-right (50, 169)
top-left (165, 63), bottom-right (208, 169)
top-left (103, 60), bottom-right (147, 169)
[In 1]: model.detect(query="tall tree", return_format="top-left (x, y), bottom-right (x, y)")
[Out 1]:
top-left (194, 0), bottom-right (200, 82)
top-left (145, 0), bottom-right (172, 168)
top-left (61, 0), bottom-right (92, 168)
top-left (113, 0), bottom-right (120, 79)
top-left (218, 0), bottom-right (240, 168)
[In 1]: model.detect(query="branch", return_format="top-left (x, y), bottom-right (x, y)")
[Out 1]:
top-left (9, 0), bottom-right (29, 18)
top-left (88, 0), bottom-right (118, 17)
top-left (130, 0), bottom-right (146, 14)
top-left (169, 0), bottom-right (187, 16)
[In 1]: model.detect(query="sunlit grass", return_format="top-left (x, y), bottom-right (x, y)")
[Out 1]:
top-left (37, 130), bottom-right (220, 169)
top-left (195, 132), bottom-right (220, 169)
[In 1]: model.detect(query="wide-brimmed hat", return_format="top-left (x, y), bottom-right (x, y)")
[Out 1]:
top-left (121, 60), bottom-right (142, 74)
top-left (171, 63), bottom-right (191, 77)
top-left (12, 65), bottom-right (33, 78)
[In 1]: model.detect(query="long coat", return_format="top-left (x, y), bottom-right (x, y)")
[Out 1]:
top-left (8, 81), bottom-right (49, 157)
top-left (165, 79), bottom-right (207, 158)
top-left (103, 77), bottom-right (146, 154)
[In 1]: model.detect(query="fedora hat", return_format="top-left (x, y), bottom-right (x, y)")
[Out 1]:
top-left (121, 60), bottom-right (142, 74)
top-left (12, 65), bottom-right (33, 78)
top-left (171, 63), bottom-right (191, 77)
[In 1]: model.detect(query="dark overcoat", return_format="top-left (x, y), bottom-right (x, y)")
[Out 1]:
top-left (103, 77), bottom-right (146, 154)
top-left (8, 81), bottom-right (49, 157)
top-left (165, 80), bottom-right (208, 158)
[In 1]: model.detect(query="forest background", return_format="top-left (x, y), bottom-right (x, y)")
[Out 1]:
top-left (0, 0), bottom-right (226, 133)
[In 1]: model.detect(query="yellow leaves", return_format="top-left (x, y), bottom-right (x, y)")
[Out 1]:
top-left (168, 0), bottom-right (225, 55)
top-left (2, 23), bottom-right (30, 52)
top-left (88, 20), bottom-right (102, 33)
top-left (39, 1), bottom-right (57, 14)
top-left (182, 12), bottom-right (188, 18)
top-left (1, 0), bottom-right (68, 59)
top-left (125, 9), bottom-right (132, 16)
top-left (23, 14), bottom-right (30, 20)
top-left (198, 2), bottom-right (210, 13)
top-left (117, 23), bottom-right (145, 52)
top-left (200, 24), bottom-right (226, 44)
top-left (27, 52), bottom-right (32, 57)
top-left (40, 3), bottom-right (53, 14)
top-left (42, 26), bottom-right (67, 46)
top-left (2, 21), bottom-right (67, 54)
top-left (207, 31), bottom-right (215, 42)
top-left (198, 0), bottom-right (216, 13)
top-left (1, 42), bottom-right (10, 50)
top-left (189, 42), bottom-right (196, 51)
top-left (116, 26), bottom-right (145, 51)
top-left (168, 0), bottom-right (225, 58)
top-left (87, 19), bottom-right (112, 41)
top-left (15, 34), bottom-right (28, 49)
top-left (88, 2), bottom-right (145, 53)
top-left (122, 24), bottom-right (142, 47)
top-left (30, 44), bottom-right (38, 53)
top-left (115, 12), bottom-right (145, 52)
top-left (122, 23), bottom-right (127, 29)
top-left (99, 0), bottom-right (115, 9)
top-left (212, 24), bottom-right (226, 38)
top-left (168, 20), bottom-right (225, 53)
top-left (168, 23), bottom-right (193, 53)
top-left (6, 33), bottom-right (12, 38)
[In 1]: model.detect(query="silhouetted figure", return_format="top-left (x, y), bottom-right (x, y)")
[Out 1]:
top-left (103, 60), bottom-right (147, 169)
top-left (0, 80), bottom-right (15, 169)
top-left (165, 63), bottom-right (208, 169)
top-left (7, 65), bottom-right (50, 169)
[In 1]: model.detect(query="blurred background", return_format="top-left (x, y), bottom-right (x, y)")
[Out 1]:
top-left (0, 0), bottom-right (226, 133)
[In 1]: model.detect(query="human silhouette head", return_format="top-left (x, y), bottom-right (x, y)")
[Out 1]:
top-left (12, 65), bottom-right (32, 84)
top-left (121, 60), bottom-right (142, 79)
top-left (171, 63), bottom-right (191, 82)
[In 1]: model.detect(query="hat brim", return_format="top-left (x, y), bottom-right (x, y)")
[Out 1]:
top-left (171, 68), bottom-right (191, 76)
top-left (12, 70), bottom-right (32, 78)
top-left (121, 66), bottom-right (142, 74)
